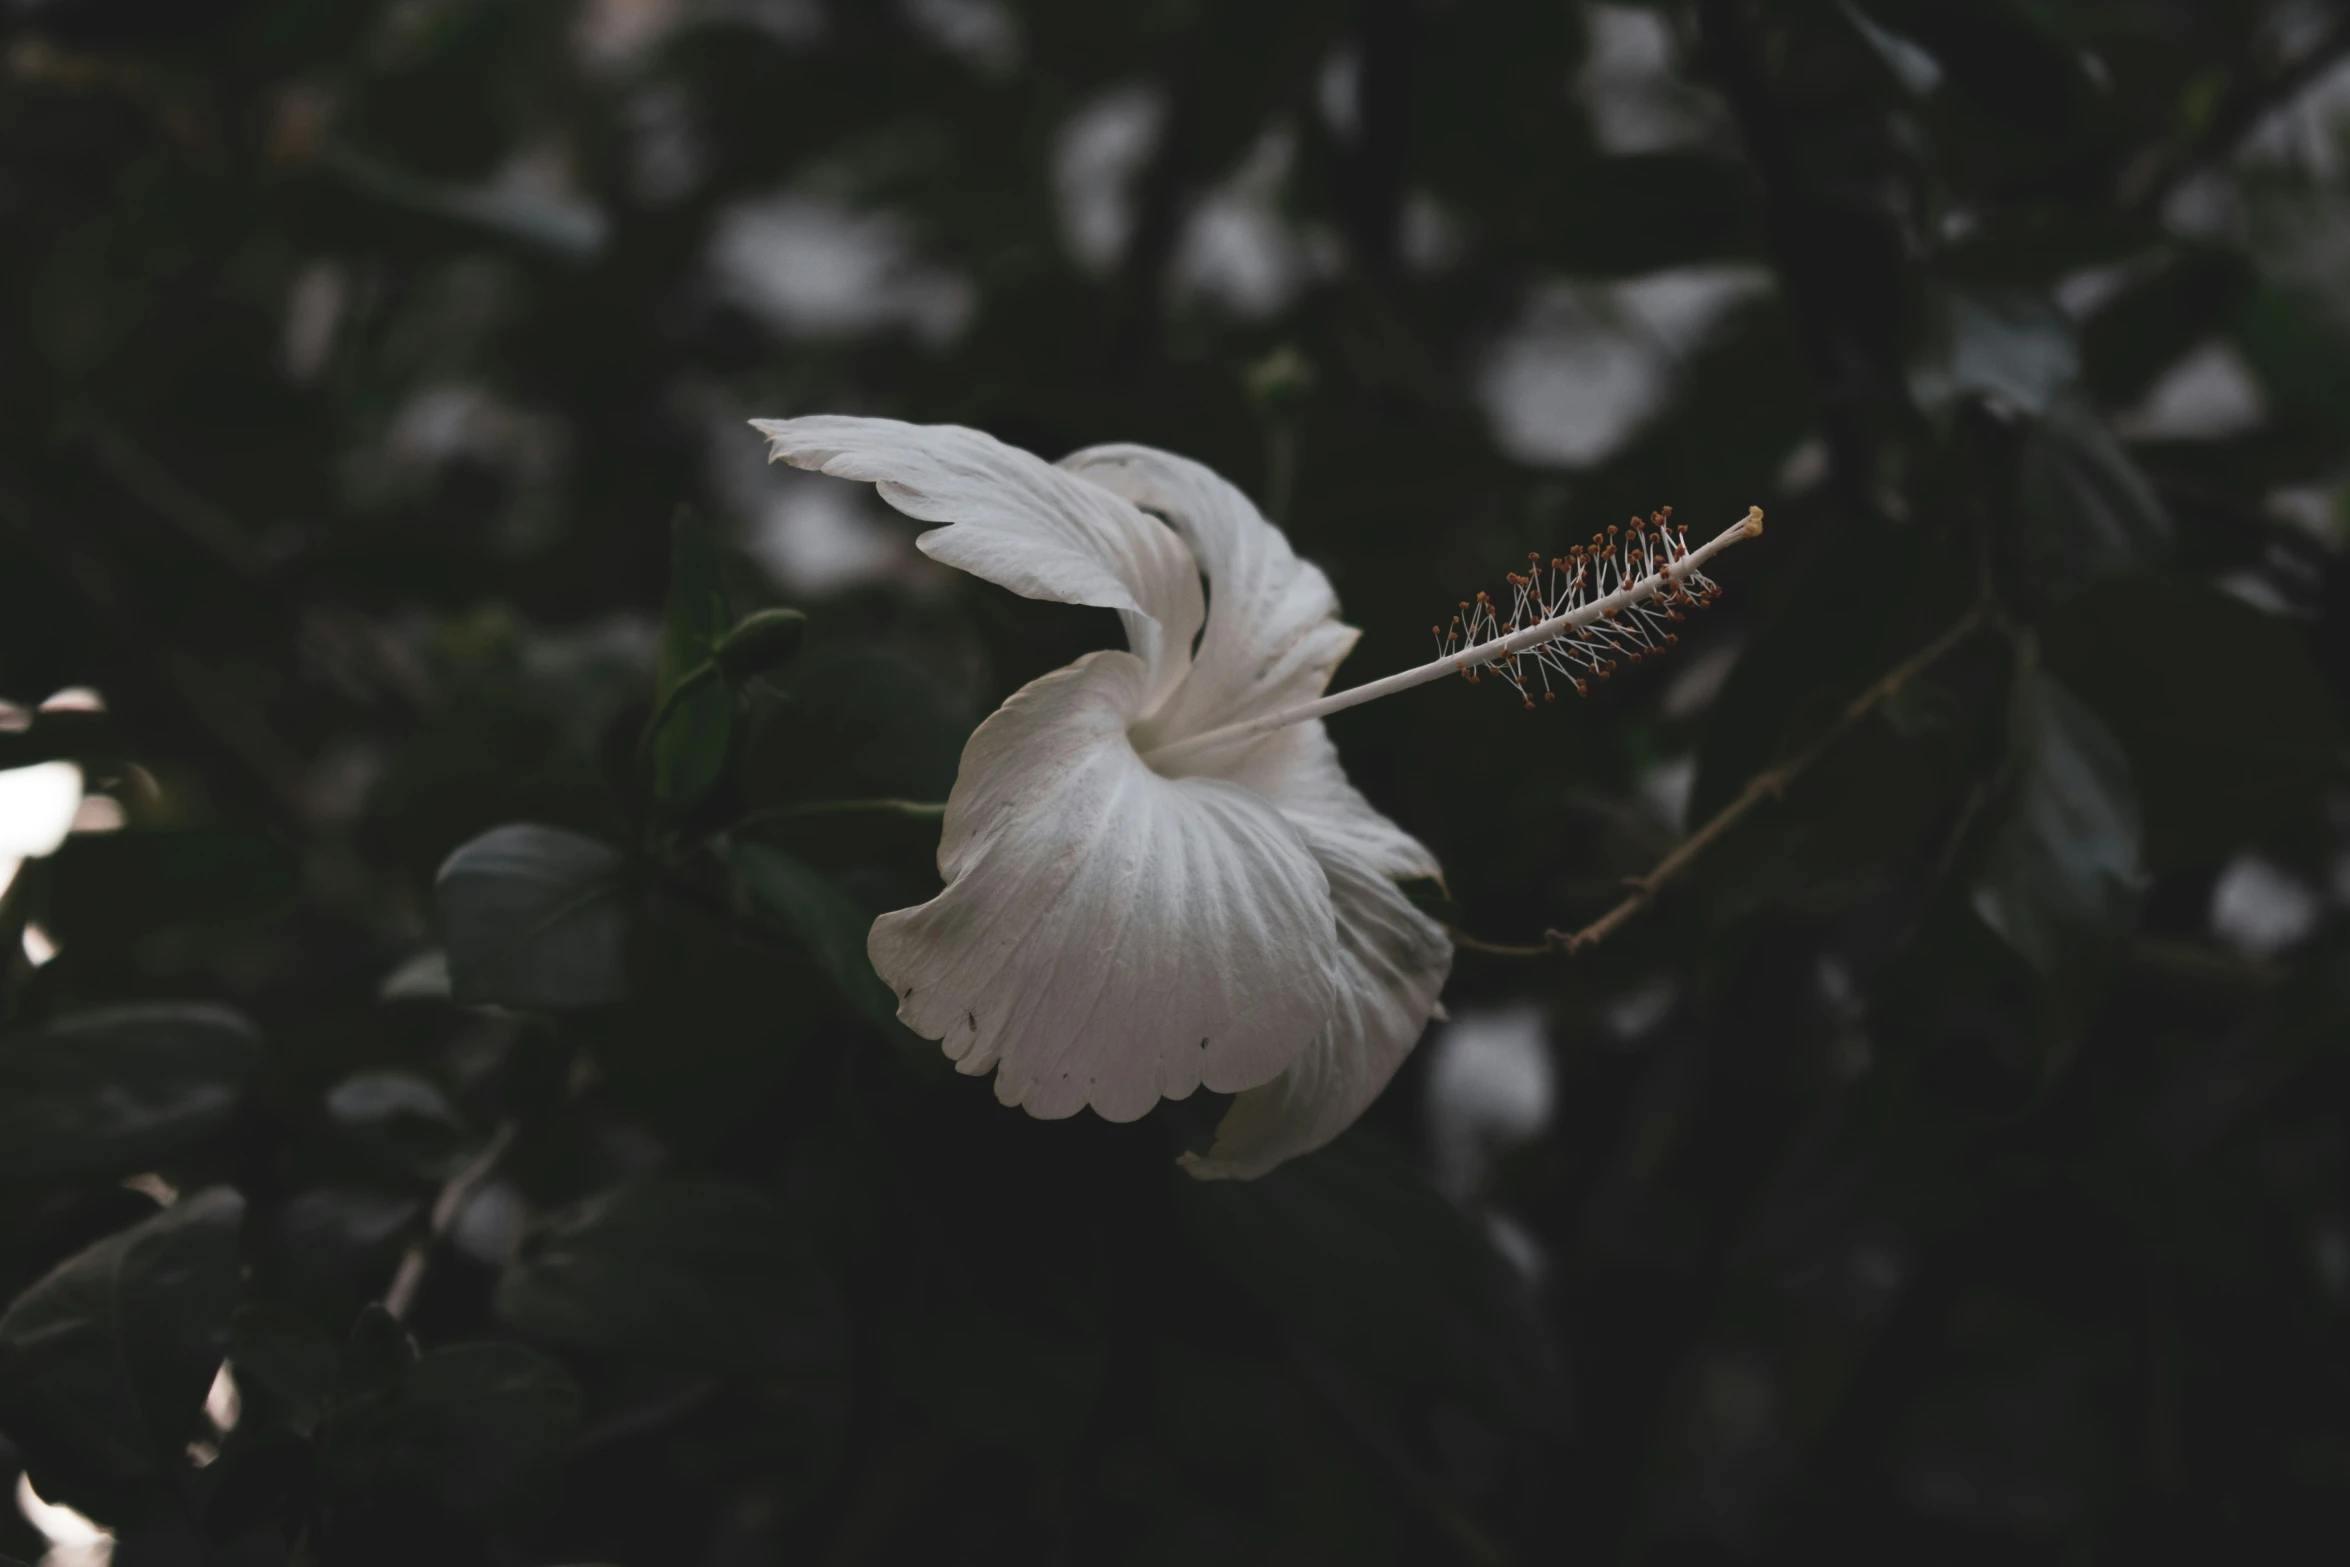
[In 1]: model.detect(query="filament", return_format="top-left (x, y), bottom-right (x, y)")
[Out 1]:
top-left (1435, 506), bottom-right (1724, 709)
top-left (1141, 506), bottom-right (1761, 769)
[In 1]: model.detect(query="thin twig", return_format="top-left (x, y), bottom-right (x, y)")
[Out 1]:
top-left (1449, 929), bottom-right (1555, 959)
top-left (2117, 14), bottom-right (2350, 212)
top-left (1455, 604), bottom-right (1988, 959)
top-left (382, 1119), bottom-right (519, 1322)
top-left (2127, 935), bottom-right (2284, 993)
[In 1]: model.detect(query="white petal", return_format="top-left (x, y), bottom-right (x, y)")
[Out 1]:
top-left (1216, 720), bottom-right (1443, 882)
top-left (1182, 840), bottom-right (1453, 1179)
top-left (0, 762), bottom-right (84, 860)
top-left (753, 416), bottom-right (1203, 709)
top-left (869, 649), bottom-right (1340, 1124)
top-left (1057, 444), bottom-right (1356, 746)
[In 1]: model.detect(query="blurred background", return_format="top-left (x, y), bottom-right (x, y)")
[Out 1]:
top-left (3, 0), bottom-right (2350, 1562)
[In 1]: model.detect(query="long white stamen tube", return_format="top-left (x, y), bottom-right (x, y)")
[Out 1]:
top-left (1142, 507), bottom-right (1762, 770)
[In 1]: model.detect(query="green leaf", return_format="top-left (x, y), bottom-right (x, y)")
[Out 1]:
top-left (739, 645), bottom-right (970, 810)
top-left (727, 841), bottom-right (895, 1030)
top-left (726, 839), bottom-right (943, 1078)
top-left (494, 1174), bottom-right (841, 1374)
top-left (319, 1308), bottom-right (581, 1515)
top-left (1969, 667), bottom-right (2144, 977)
top-left (435, 823), bottom-right (630, 1007)
top-left (0, 1188), bottom-right (245, 1522)
top-left (712, 606), bottom-right (808, 683)
top-left (0, 1004), bottom-right (262, 1182)
top-left (322, 1304), bottom-right (414, 1462)
top-left (2043, 572), bottom-right (2347, 870)
top-left (2016, 395), bottom-right (2172, 597)
top-left (652, 507), bottom-right (734, 811)
top-left (227, 1301), bottom-right (340, 1438)
top-left (324, 1072), bottom-right (473, 1180)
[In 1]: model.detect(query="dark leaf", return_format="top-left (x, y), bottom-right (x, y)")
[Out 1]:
top-left (2081, 247), bottom-right (2248, 407)
top-left (1969, 667), bottom-right (2143, 977)
top-left (318, 1306), bottom-right (578, 1514)
top-left (652, 507), bottom-right (733, 811)
top-left (2016, 396), bottom-right (2172, 596)
top-left (713, 606), bottom-right (808, 683)
top-left (1879, 0), bottom-right (2080, 135)
top-left (324, 1304), bottom-right (414, 1444)
top-left (200, 1421), bottom-right (318, 1544)
top-left (0, 1004), bottom-right (261, 1182)
top-left (0, 1188), bottom-right (245, 1522)
top-left (402, 1342), bottom-right (583, 1512)
top-left (316, 1304), bottom-right (416, 1502)
top-left (1842, 1), bottom-right (1941, 95)
top-left (2042, 572), bottom-right (2346, 870)
top-left (324, 1072), bottom-right (473, 1180)
top-left (2144, 932), bottom-right (2350, 1164)
top-left (1693, 521), bottom-right (1973, 819)
top-left (2234, 281), bottom-right (2350, 437)
top-left (727, 841), bottom-right (895, 1030)
top-left (262, 1188), bottom-right (419, 1308)
top-left (227, 1301), bottom-right (340, 1437)
top-left (48, 829), bottom-right (297, 947)
top-left (660, 507), bottom-right (729, 693)
top-left (1911, 288), bottom-right (2078, 416)
top-left (725, 839), bottom-right (943, 1078)
top-left (738, 646), bottom-right (969, 810)
top-left (1179, 1133), bottom-right (1557, 1428)
top-left (436, 823), bottom-right (630, 1007)
top-left (495, 1174), bottom-right (841, 1374)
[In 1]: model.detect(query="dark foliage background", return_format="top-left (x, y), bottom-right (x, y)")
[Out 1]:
top-left (3, 0), bottom-right (2350, 1561)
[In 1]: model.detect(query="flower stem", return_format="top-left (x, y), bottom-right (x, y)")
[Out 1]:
top-left (1459, 601), bottom-right (1988, 959)
top-left (383, 1117), bottom-right (520, 1322)
top-left (1140, 508), bottom-right (1764, 770)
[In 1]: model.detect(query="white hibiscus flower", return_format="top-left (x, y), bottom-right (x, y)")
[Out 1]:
top-left (750, 416), bottom-right (1757, 1178)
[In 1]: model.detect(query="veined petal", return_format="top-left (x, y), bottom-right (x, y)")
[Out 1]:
top-left (869, 650), bottom-right (1340, 1124)
top-left (1217, 721), bottom-right (1444, 883)
top-left (753, 416), bottom-right (1204, 710)
top-left (1057, 444), bottom-right (1356, 746)
top-left (1181, 841), bottom-right (1453, 1180)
